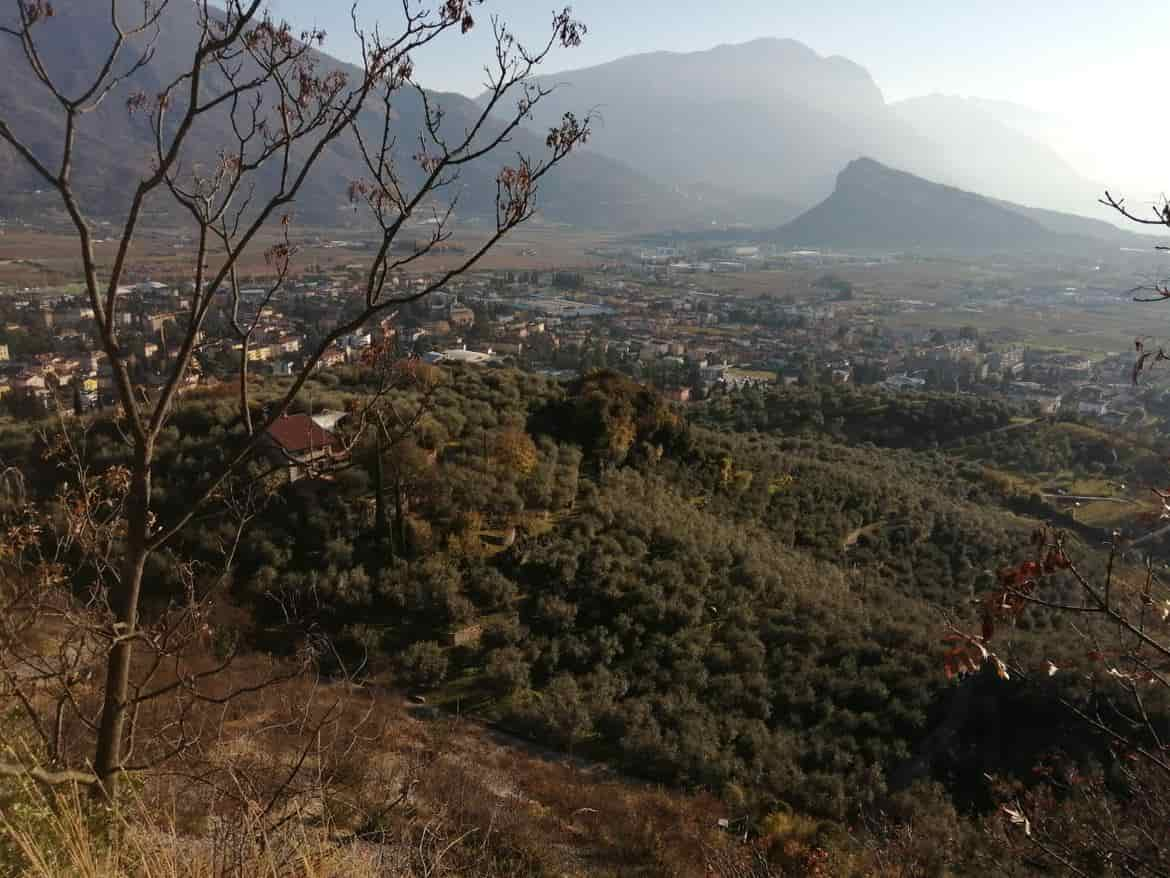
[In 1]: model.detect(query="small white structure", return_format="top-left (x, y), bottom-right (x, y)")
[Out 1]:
top-left (883, 374), bottom-right (926, 392)
top-left (438, 346), bottom-right (495, 366)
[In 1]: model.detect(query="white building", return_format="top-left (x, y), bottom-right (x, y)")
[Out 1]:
top-left (440, 347), bottom-right (495, 365)
top-left (883, 374), bottom-right (926, 392)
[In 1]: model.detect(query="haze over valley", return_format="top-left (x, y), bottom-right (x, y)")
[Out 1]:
top-left (3, 3), bottom-right (1170, 876)
top-left (0, 9), bottom-right (1153, 239)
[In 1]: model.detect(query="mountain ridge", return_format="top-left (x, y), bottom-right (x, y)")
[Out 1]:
top-left (0, 3), bottom-right (699, 231)
top-left (484, 38), bottom-right (1116, 224)
top-left (890, 94), bottom-right (1107, 221)
top-left (480, 37), bottom-right (939, 207)
top-left (773, 157), bottom-right (1133, 253)
top-left (0, 15), bottom-right (1138, 238)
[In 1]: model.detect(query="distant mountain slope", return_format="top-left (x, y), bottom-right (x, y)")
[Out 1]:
top-left (890, 95), bottom-right (1107, 220)
top-left (774, 158), bottom-right (1096, 252)
top-left (0, 4), bottom-right (682, 230)
top-left (994, 199), bottom-right (1150, 245)
top-left (2, 10), bottom-right (1133, 234)
top-left (491, 40), bottom-right (1121, 222)
top-left (669, 182), bottom-right (804, 229)
top-left (488, 38), bottom-right (945, 207)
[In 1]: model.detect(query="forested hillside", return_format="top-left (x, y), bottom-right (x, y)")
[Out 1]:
top-left (2, 366), bottom-right (1165, 874)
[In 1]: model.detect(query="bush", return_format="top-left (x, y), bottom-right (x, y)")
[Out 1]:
top-left (466, 566), bottom-right (519, 611)
top-left (396, 641), bottom-right (449, 690)
top-left (485, 646), bottom-right (531, 695)
top-left (481, 614), bottom-right (525, 650)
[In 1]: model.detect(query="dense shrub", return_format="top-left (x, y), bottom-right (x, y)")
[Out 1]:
top-left (396, 641), bottom-right (449, 690)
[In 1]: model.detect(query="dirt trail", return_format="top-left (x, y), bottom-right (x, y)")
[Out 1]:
top-left (843, 522), bottom-right (881, 549)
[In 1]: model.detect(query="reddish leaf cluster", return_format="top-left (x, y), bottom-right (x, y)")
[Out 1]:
top-left (981, 531), bottom-right (1071, 642)
top-left (346, 179), bottom-right (371, 204)
top-left (244, 17), bottom-right (297, 53)
top-left (546, 111), bottom-right (589, 156)
top-left (941, 632), bottom-right (986, 680)
top-left (414, 152), bottom-right (443, 174)
top-left (942, 528), bottom-right (1070, 681)
top-left (442, 0), bottom-right (480, 33)
top-left (498, 163), bottom-right (535, 226)
top-left (393, 57), bottom-right (414, 84)
top-left (20, 0), bottom-right (54, 25)
top-left (346, 178), bottom-right (395, 215)
top-left (263, 242), bottom-right (297, 271)
top-left (552, 8), bottom-right (587, 48)
top-left (126, 90), bottom-right (150, 115)
top-left (358, 339), bottom-right (399, 370)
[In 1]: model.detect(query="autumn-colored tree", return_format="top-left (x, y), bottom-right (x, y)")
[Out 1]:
top-left (491, 427), bottom-right (539, 477)
top-left (0, 0), bottom-right (590, 801)
top-left (533, 369), bottom-right (683, 470)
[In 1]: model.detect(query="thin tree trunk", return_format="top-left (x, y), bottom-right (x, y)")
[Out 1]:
top-left (373, 434), bottom-right (391, 550)
top-left (240, 338), bottom-right (253, 436)
top-left (393, 473), bottom-right (406, 557)
top-left (92, 445), bottom-right (152, 800)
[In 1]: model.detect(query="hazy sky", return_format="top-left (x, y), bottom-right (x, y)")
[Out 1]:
top-left (268, 0), bottom-right (1170, 194)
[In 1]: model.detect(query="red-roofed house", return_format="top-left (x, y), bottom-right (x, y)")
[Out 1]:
top-left (263, 413), bottom-right (342, 482)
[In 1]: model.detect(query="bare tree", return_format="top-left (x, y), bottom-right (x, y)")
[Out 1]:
top-left (945, 528), bottom-right (1170, 875)
top-left (925, 188), bottom-right (1170, 874)
top-left (1103, 190), bottom-right (1170, 312)
top-left (0, 0), bottom-right (590, 800)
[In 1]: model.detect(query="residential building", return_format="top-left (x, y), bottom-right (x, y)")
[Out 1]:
top-left (263, 414), bottom-right (342, 483)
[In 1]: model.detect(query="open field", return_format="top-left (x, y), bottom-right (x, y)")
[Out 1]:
top-left (0, 223), bottom-right (616, 289)
top-left (695, 267), bottom-right (829, 298)
top-left (691, 259), bottom-right (1170, 356)
top-left (884, 304), bottom-right (1157, 355)
top-left (698, 260), bottom-right (1096, 300)
top-left (662, 262), bottom-right (1160, 358)
top-left (726, 367), bottom-right (777, 382)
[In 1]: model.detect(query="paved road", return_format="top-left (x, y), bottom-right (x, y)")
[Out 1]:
top-left (1041, 494), bottom-right (1133, 504)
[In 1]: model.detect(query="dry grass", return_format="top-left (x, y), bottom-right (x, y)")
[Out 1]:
top-left (1, 778), bottom-right (385, 878)
top-left (1, 659), bottom-right (757, 878)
